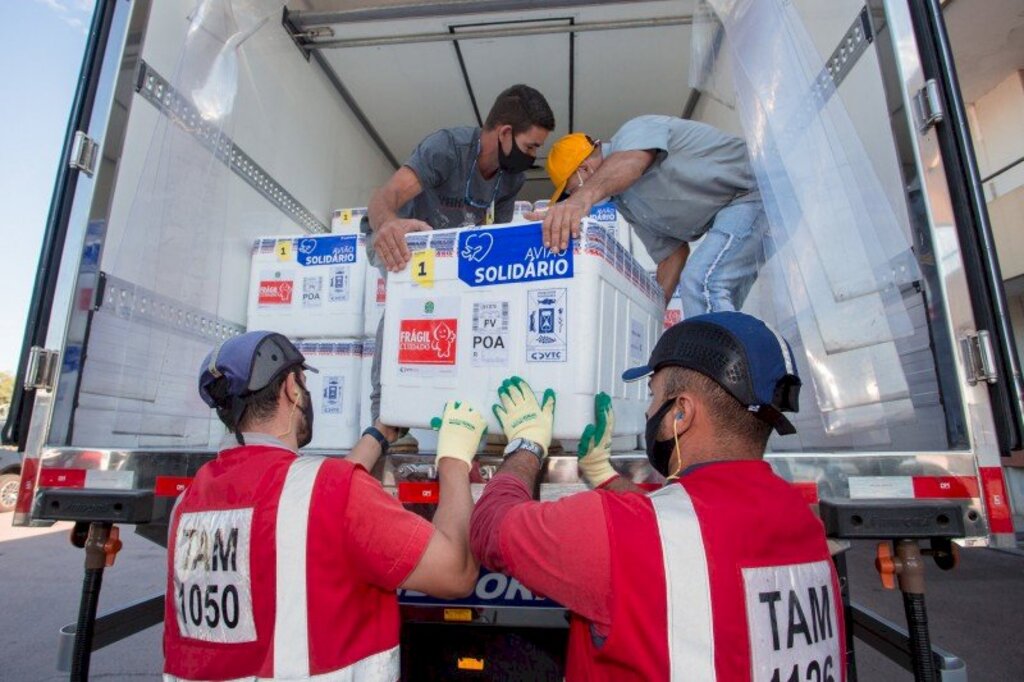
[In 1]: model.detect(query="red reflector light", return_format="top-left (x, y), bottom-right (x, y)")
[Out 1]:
top-left (38, 468), bottom-right (87, 488)
top-left (911, 476), bottom-right (979, 499)
top-left (792, 481), bottom-right (819, 504)
top-left (155, 476), bottom-right (193, 497)
top-left (398, 482), bottom-right (440, 504)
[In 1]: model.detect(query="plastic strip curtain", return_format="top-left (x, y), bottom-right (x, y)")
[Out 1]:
top-left (705, 0), bottom-right (924, 438)
top-left (78, 1), bottom-right (283, 449)
top-left (688, 0), bottom-right (735, 108)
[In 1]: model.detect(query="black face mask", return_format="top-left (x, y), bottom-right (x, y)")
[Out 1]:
top-left (498, 132), bottom-right (536, 174)
top-left (297, 386), bottom-right (314, 449)
top-left (645, 398), bottom-right (678, 477)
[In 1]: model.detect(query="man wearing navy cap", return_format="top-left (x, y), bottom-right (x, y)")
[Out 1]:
top-left (164, 331), bottom-right (488, 681)
top-left (471, 312), bottom-right (845, 681)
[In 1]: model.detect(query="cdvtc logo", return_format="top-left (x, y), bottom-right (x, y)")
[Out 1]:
top-left (457, 223), bottom-right (573, 288)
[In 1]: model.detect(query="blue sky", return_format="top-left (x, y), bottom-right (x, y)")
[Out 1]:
top-left (0, 0), bottom-right (94, 374)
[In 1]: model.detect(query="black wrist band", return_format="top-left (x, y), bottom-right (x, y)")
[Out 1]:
top-left (362, 426), bottom-right (389, 455)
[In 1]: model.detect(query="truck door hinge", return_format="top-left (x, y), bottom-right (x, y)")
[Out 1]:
top-left (960, 331), bottom-right (998, 385)
top-left (69, 131), bottom-right (99, 177)
top-left (24, 347), bottom-right (60, 392)
top-left (913, 79), bottom-right (944, 132)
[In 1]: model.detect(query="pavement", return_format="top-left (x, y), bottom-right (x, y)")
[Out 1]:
top-left (1, 517), bottom-right (1022, 680)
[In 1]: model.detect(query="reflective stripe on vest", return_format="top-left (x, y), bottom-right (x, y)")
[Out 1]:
top-left (163, 645), bottom-right (399, 682)
top-left (275, 456), bottom-right (322, 676)
top-left (649, 483), bottom-right (717, 681)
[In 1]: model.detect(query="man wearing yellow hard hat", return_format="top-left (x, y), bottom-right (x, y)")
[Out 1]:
top-left (541, 116), bottom-right (765, 318)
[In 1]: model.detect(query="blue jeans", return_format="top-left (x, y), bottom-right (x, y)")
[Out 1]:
top-left (680, 201), bottom-right (767, 318)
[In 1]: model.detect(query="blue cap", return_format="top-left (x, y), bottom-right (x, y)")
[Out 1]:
top-left (198, 331), bottom-right (317, 409)
top-left (623, 312), bottom-right (801, 435)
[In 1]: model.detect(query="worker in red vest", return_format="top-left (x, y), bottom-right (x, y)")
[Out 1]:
top-left (471, 312), bottom-right (845, 681)
top-left (164, 331), bottom-right (486, 681)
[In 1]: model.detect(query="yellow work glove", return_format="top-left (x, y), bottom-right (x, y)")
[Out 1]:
top-left (577, 392), bottom-right (618, 487)
top-left (492, 376), bottom-right (556, 456)
top-left (430, 401), bottom-right (487, 468)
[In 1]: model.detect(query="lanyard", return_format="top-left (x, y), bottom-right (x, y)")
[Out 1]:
top-left (464, 139), bottom-right (503, 210)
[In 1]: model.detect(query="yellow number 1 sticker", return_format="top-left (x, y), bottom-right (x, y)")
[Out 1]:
top-left (276, 239), bottom-right (292, 262)
top-left (411, 248), bottom-right (435, 289)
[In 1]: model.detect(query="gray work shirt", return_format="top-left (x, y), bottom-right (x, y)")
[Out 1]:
top-left (402, 126), bottom-right (524, 229)
top-left (607, 115), bottom-right (760, 263)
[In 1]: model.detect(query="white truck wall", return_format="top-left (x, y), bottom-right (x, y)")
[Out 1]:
top-left (101, 0), bottom-right (393, 324)
top-left (73, 1), bottom-right (393, 448)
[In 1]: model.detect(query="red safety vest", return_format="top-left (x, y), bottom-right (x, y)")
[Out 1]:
top-left (163, 445), bottom-right (400, 681)
top-left (566, 460), bottom-right (845, 682)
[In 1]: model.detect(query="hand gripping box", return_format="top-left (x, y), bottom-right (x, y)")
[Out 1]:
top-left (295, 339), bottom-right (363, 450)
top-left (380, 221), bottom-right (664, 440)
top-left (247, 234), bottom-right (367, 338)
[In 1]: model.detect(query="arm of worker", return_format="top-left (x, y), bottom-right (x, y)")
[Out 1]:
top-left (655, 242), bottom-right (690, 306)
top-left (542, 150), bottom-right (656, 253)
top-left (367, 167), bottom-right (432, 273)
top-left (578, 392), bottom-right (645, 494)
top-left (345, 420), bottom-right (403, 472)
top-left (345, 434), bottom-right (384, 472)
top-left (468, 376), bottom-right (613, 628)
top-left (399, 401), bottom-right (488, 599)
top-left (470, 454), bottom-right (614, 630)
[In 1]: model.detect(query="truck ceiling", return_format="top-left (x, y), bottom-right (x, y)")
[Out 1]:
top-left (287, 0), bottom-right (695, 201)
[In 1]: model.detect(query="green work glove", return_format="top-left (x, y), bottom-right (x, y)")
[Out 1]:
top-left (430, 401), bottom-right (487, 468)
top-left (492, 376), bottom-right (556, 456)
top-left (577, 392), bottom-right (618, 487)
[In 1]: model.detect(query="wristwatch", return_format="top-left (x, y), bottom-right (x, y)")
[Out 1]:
top-left (362, 426), bottom-right (390, 456)
top-left (503, 438), bottom-right (545, 465)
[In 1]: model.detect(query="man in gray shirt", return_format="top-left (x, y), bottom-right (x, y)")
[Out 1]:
top-left (541, 115), bottom-right (765, 318)
top-left (364, 85), bottom-right (555, 444)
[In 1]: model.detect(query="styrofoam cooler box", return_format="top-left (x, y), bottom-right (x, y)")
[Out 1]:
top-left (359, 337), bottom-right (374, 431)
top-left (380, 221), bottom-right (664, 440)
top-left (359, 336), bottom-right (439, 452)
top-left (511, 200), bottom-right (533, 223)
top-left (296, 339), bottom-right (363, 450)
top-left (248, 233), bottom-right (367, 338)
top-left (663, 277), bottom-right (683, 329)
top-left (363, 265), bottom-right (387, 337)
top-left (331, 206), bottom-right (367, 233)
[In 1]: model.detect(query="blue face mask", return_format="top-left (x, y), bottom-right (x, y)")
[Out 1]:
top-left (645, 399), bottom-right (677, 477)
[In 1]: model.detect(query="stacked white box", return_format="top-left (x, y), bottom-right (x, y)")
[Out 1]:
top-left (380, 221), bottom-right (664, 440)
top-left (363, 265), bottom-right (387, 337)
top-left (295, 339), bottom-right (363, 450)
top-left (247, 233), bottom-right (367, 338)
top-left (359, 337), bottom-right (375, 431)
top-left (511, 200), bottom-right (533, 223)
top-left (663, 278), bottom-right (683, 329)
top-left (331, 206), bottom-right (367, 233)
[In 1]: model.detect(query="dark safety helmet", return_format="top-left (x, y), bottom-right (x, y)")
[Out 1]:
top-left (623, 311), bottom-right (801, 435)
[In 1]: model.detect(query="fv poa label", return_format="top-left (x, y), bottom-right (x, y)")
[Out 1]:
top-left (457, 223), bottom-right (573, 287)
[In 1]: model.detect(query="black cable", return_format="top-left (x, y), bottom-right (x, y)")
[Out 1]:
top-left (70, 566), bottom-right (105, 682)
top-left (902, 592), bottom-right (937, 682)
